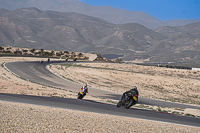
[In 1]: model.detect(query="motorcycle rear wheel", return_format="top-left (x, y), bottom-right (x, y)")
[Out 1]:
top-left (117, 101), bottom-right (122, 108)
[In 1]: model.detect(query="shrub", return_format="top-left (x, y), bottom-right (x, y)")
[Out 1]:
top-left (115, 58), bottom-right (122, 63)
top-left (0, 46), bottom-right (4, 51)
top-left (14, 51), bottom-right (22, 55)
top-left (23, 49), bottom-right (28, 53)
top-left (64, 51), bottom-right (69, 54)
top-left (30, 49), bottom-right (36, 53)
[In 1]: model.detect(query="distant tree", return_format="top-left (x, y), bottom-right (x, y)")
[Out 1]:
top-left (48, 52), bottom-right (53, 57)
top-left (30, 49), bottom-right (36, 53)
top-left (96, 53), bottom-right (103, 60)
top-left (97, 53), bottom-right (102, 58)
top-left (84, 56), bottom-right (89, 60)
top-left (78, 53), bottom-right (83, 57)
top-left (43, 51), bottom-right (50, 56)
top-left (51, 50), bottom-right (55, 55)
top-left (23, 49), bottom-right (28, 53)
top-left (71, 52), bottom-right (76, 58)
top-left (14, 51), bottom-right (22, 55)
top-left (4, 51), bottom-right (12, 54)
top-left (56, 52), bottom-right (62, 56)
top-left (64, 51), bottom-right (69, 54)
top-left (40, 49), bottom-right (44, 56)
top-left (34, 52), bottom-right (41, 55)
top-left (0, 46), bottom-right (4, 51)
top-left (60, 51), bottom-right (64, 56)
top-left (115, 58), bottom-right (122, 63)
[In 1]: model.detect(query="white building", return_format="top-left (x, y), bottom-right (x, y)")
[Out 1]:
top-left (192, 68), bottom-right (200, 71)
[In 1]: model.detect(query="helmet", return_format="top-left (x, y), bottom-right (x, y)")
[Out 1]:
top-left (132, 86), bottom-right (137, 89)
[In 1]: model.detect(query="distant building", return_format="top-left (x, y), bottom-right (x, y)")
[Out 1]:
top-left (192, 68), bottom-right (200, 71)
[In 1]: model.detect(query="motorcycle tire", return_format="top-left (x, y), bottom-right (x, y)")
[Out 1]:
top-left (77, 93), bottom-right (83, 99)
top-left (124, 99), bottom-right (134, 109)
top-left (117, 101), bottom-right (122, 108)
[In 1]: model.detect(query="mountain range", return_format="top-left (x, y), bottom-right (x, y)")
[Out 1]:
top-left (1, 0), bottom-right (200, 29)
top-left (0, 7), bottom-right (200, 64)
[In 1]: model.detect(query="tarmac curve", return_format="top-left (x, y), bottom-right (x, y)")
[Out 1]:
top-left (1, 60), bottom-right (200, 127)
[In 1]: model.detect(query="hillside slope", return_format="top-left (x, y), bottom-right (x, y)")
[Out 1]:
top-left (0, 0), bottom-right (200, 29)
top-left (1, 8), bottom-right (200, 64)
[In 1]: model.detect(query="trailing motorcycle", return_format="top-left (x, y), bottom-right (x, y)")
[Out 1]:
top-left (77, 84), bottom-right (88, 99)
top-left (77, 91), bottom-right (86, 99)
top-left (117, 93), bottom-right (138, 109)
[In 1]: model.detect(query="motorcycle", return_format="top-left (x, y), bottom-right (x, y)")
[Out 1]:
top-left (77, 91), bottom-right (86, 99)
top-left (117, 93), bottom-right (138, 109)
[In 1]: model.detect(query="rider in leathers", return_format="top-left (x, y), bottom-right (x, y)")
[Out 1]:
top-left (81, 84), bottom-right (88, 93)
top-left (121, 86), bottom-right (139, 103)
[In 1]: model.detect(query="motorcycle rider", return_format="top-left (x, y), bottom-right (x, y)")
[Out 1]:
top-left (81, 84), bottom-right (88, 93)
top-left (120, 86), bottom-right (139, 103)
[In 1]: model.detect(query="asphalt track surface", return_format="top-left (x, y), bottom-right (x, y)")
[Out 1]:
top-left (1, 60), bottom-right (200, 127)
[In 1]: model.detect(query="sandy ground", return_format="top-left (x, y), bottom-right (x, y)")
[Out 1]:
top-left (0, 57), bottom-right (200, 132)
top-left (50, 63), bottom-right (200, 105)
top-left (1, 101), bottom-right (200, 133)
top-left (50, 63), bottom-right (200, 117)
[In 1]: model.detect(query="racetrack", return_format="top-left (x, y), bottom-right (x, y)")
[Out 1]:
top-left (2, 61), bottom-right (200, 127)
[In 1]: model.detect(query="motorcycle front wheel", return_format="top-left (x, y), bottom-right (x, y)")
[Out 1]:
top-left (124, 99), bottom-right (134, 109)
top-left (77, 93), bottom-right (83, 99)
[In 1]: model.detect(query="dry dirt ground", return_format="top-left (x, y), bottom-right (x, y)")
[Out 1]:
top-left (0, 57), bottom-right (200, 132)
top-left (50, 63), bottom-right (200, 116)
top-left (50, 63), bottom-right (200, 104)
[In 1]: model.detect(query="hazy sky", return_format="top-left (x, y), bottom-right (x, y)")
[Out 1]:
top-left (78, 0), bottom-right (200, 21)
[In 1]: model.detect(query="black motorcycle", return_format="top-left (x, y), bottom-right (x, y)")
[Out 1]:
top-left (117, 93), bottom-right (138, 109)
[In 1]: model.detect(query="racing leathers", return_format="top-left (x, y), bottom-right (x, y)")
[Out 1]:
top-left (121, 88), bottom-right (139, 103)
top-left (81, 85), bottom-right (88, 93)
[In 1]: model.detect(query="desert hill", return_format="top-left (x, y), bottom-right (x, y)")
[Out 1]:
top-left (0, 7), bottom-right (200, 64)
top-left (0, 0), bottom-right (200, 29)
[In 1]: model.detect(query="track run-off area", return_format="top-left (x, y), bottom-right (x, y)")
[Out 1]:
top-left (1, 60), bottom-right (200, 127)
